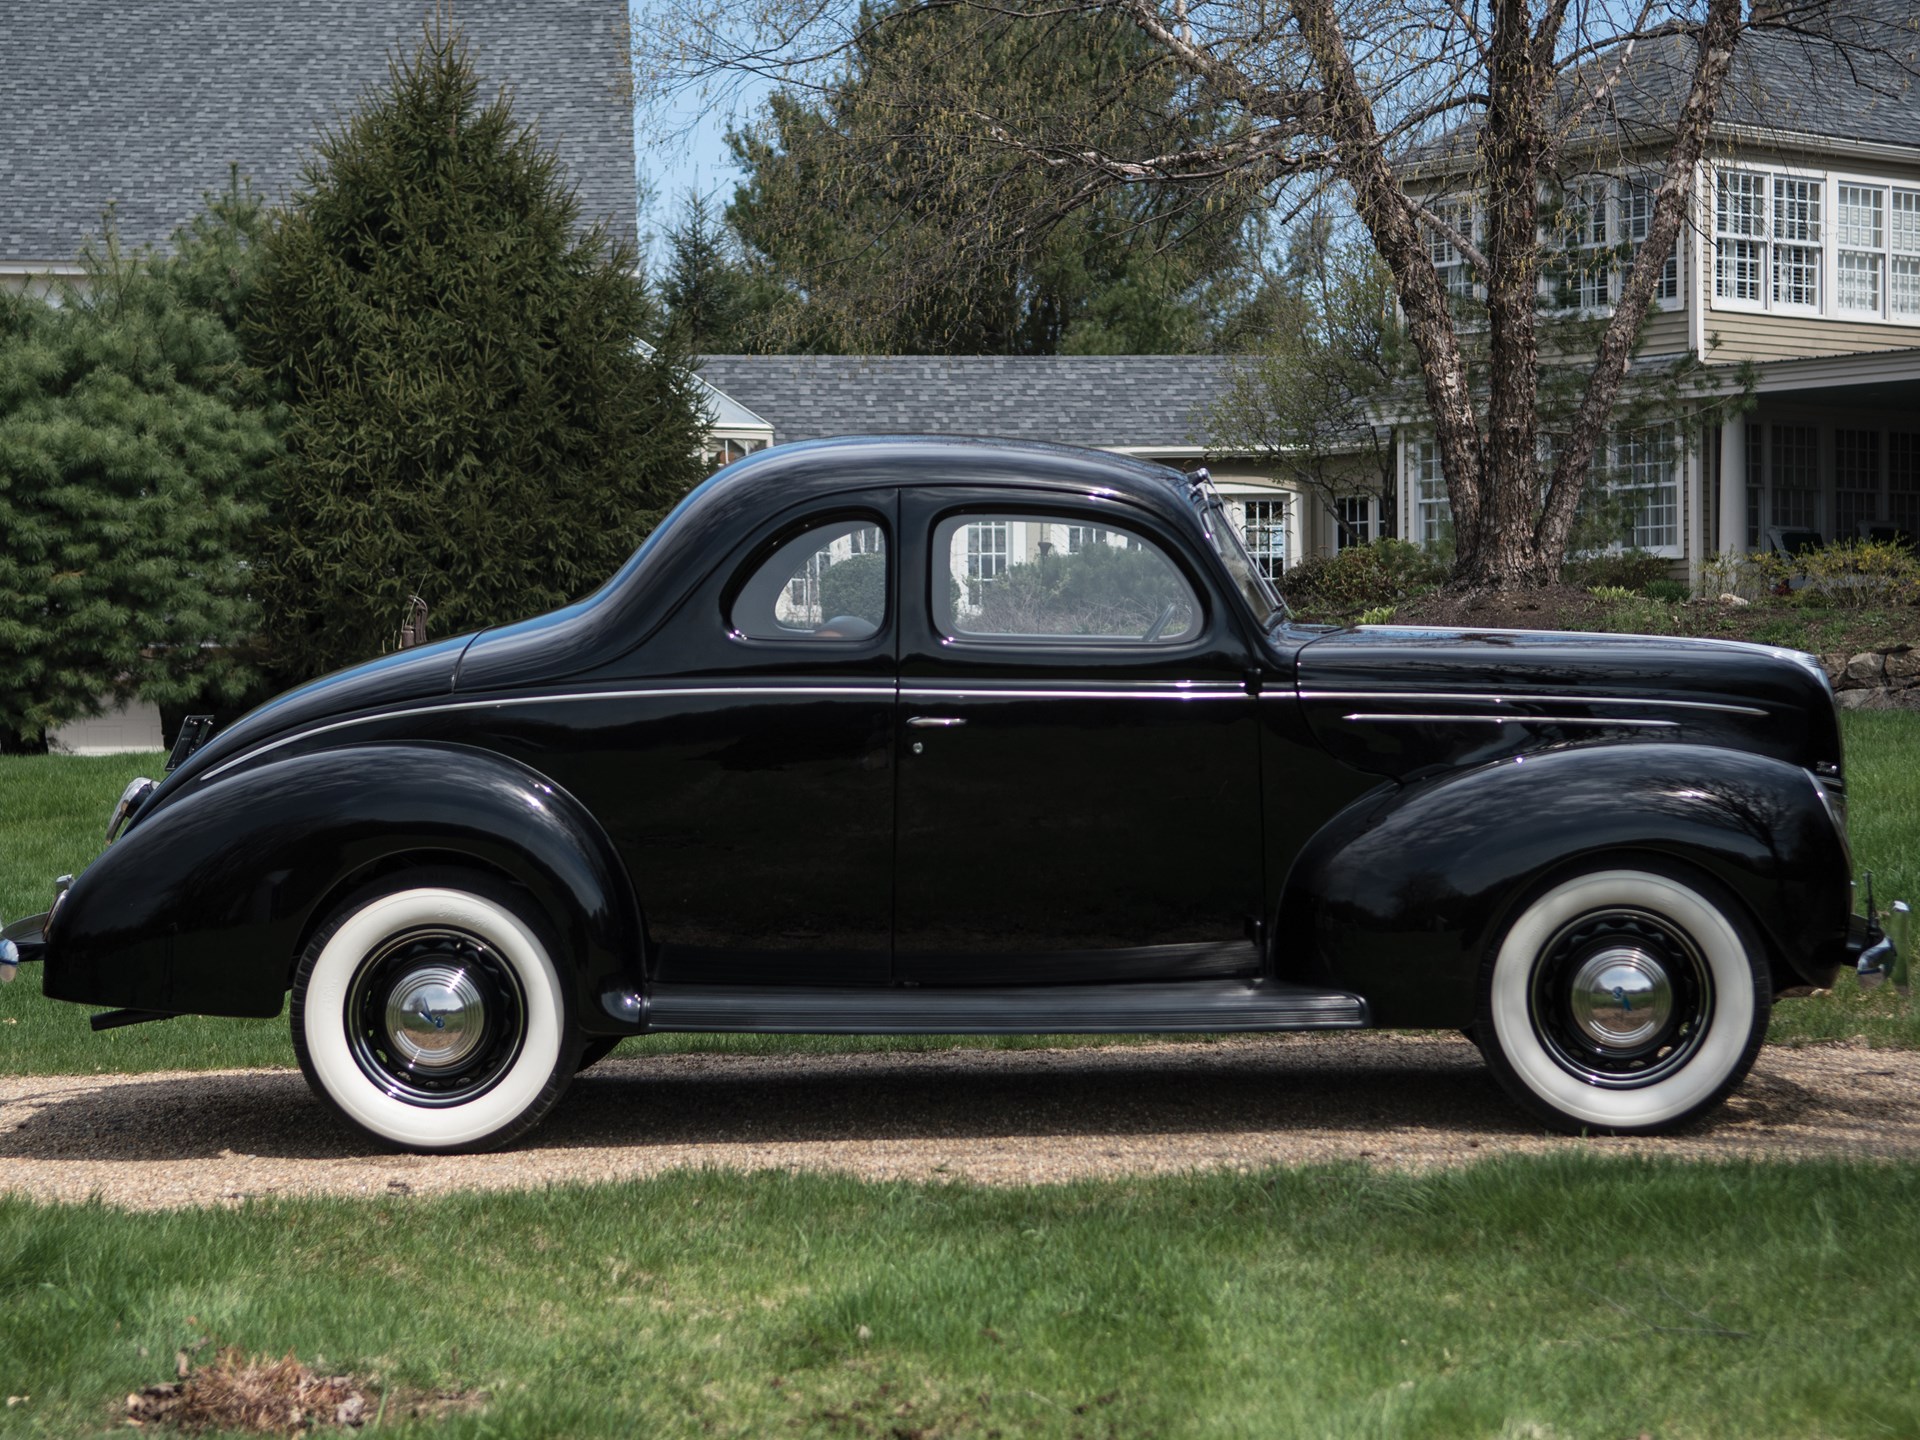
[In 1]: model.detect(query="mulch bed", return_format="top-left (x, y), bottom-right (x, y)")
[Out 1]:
top-left (1387, 583), bottom-right (1920, 658)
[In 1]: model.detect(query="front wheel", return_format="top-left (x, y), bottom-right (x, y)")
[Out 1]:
top-left (291, 874), bottom-right (579, 1152)
top-left (1478, 866), bottom-right (1769, 1135)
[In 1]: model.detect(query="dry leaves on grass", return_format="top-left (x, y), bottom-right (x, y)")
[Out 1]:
top-left (123, 1347), bottom-right (482, 1433)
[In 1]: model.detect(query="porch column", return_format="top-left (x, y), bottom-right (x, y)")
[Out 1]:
top-left (1718, 418), bottom-right (1748, 557)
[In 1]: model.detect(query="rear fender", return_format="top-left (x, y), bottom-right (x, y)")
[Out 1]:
top-left (1275, 744), bottom-right (1851, 1027)
top-left (42, 743), bottom-right (644, 1030)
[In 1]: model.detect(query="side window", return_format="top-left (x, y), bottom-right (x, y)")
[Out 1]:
top-left (932, 513), bottom-right (1199, 643)
top-left (730, 518), bottom-right (888, 641)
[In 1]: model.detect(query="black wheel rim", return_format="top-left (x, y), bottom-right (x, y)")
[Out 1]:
top-left (345, 927), bottom-right (528, 1106)
top-left (1528, 908), bottom-right (1713, 1089)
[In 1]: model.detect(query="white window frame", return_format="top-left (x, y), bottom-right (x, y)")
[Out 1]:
top-left (1831, 170), bottom-right (1920, 322)
top-left (1238, 497), bottom-right (1290, 580)
top-left (1538, 176), bottom-right (1684, 317)
top-left (1601, 426), bottom-right (1681, 555)
top-left (1412, 441), bottom-right (1452, 548)
top-left (1621, 175), bottom-right (1683, 309)
top-left (1714, 165), bottom-right (1920, 325)
top-left (1422, 196), bottom-right (1480, 308)
top-left (1335, 495), bottom-right (1378, 550)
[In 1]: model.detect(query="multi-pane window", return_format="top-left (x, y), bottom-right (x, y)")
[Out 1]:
top-left (1890, 433), bottom-right (1920, 535)
top-left (1716, 169), bottom-right (1920, 320)
top-left (1413, 442), bottom-right (1452, 546)
top-left (1240, 499), bottom-right (1289, 580)
top-left (1622, 179), bottom-right (1681, 303)
top-left (1065, 524), bottom-right (1110, 553)
top-left (1835, 429), bottom-right (1881, 537)
top-left (1424, 198), bottom-right (1476, 302)
top-left (1895, 193), bottom-right (1920, 319)
top-left (965, 521), bottom-right (1008, 585)
top-left (1555, 178), bottom-right (1612, 311)
top-left (1838, 185), bottom-right (1886, 313)
top-left (1837, 183), bottom-right (1920, 320)
top-left (1715, 170), bottom-right (1768, 303)
top-left (1610, 428), bottom-right (1678, 550)
top-left (1746, 423), bottom-right (1764, 550)
top-left (1336, 496), bottom-right (1376, 549)
top-left (1770, 424), bottom-right (1821, 531)
top-left (1772, 176), bottom-right (1823, 308)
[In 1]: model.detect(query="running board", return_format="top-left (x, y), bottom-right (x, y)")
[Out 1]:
top-left (643, 979), bottom-right (1369, 1035)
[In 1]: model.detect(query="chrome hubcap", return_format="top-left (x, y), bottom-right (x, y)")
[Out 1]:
top-left (1529, 908), bottom-right (1712, 1089)
top-left (344, 926), bottom-right (527, 1107)
top-left (383, 964), bottom-right (486, 1070)
top-left (1567, 947), bottom-right (1672, 1051)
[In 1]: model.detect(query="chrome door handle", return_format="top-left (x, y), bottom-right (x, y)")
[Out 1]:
top-left (906, 716), bottom-right (967, 728)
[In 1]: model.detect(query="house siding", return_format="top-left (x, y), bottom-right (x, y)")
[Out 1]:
top-left (1704, 311), bottom-right (1920, 362)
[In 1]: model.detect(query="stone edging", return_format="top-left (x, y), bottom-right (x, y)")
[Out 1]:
top-left (1821, 646), bottom-right (1920, 709)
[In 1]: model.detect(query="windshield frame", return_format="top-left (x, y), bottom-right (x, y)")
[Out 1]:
top-left (1183, 470), bottom-right (1290, 627)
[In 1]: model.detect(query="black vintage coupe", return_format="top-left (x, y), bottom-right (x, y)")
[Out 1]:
top-left (7, 437), bottom-right (1873, 1150)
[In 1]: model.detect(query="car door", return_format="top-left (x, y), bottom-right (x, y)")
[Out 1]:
top-left (891, 487), bottom-right (1265, 986)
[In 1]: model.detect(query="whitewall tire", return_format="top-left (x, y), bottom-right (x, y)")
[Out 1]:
top-left (1478, 867), bottom-right (1769, 1134)
top-left (291, 876), bottom-right (578, 1152)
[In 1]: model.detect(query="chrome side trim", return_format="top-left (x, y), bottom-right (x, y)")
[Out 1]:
top-left (1341, 713), bottom-right (1680, 729)
top-left (1296, 690), bottom-right (1767, 718)
top-left (204, 681), bottom-right (1249, 780)
top-left (901, 686), bottom-right (1245, 701)
top-left (202, 685), bottom-right (900, 779)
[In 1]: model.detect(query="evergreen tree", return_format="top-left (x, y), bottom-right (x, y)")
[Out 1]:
top-left (660, 190), bottom-right (759, 351)
top-left (0, 196), bottom-right (274, 749)
top-left (723, 3), bottom-right (1264, 355)
top-left (249, 21), bottom-right (708, 680)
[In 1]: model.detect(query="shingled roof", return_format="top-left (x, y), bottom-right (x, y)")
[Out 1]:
top-left (2, 0), bottom-right (636, 267)
top-left (1407, 0), bottom-right (1920, 171)
top-left (693, 355), bottom-right (1251, 450)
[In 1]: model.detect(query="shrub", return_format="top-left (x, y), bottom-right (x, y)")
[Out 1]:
top-left (975, 543), bottom-right (1193, 636)
top-left (0, 193), bottom-right (275, 748)
top-left (1700, 542), bottom-right (1920, 608)
top-left (1699, 549), bottom-right (1792, 600)
top-left (1797, 540), bottom-right (1920, 608)
top-left (1561, 549), bottom-right (1671, 593)
top-left (820, 552), bottom-right (885, 623)
top-left (1279, 539), bottom-right (1445, 618)
top-left (1645, 578), bottom-right (1690, 603)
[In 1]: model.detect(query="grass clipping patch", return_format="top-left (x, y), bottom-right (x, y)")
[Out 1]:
top-left (124, 1347), bottom-right (478, 1432)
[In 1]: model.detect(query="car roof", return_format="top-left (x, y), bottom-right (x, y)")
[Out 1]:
top-left (702, 435), bottom-right (1195, 515)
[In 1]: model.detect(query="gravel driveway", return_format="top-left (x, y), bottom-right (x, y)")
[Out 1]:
top-left (3, 1034), bottom-right (1917, 1210)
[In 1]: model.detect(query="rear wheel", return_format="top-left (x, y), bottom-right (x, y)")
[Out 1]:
top-left (1477, 866), bottom-right (1769, 1134)
top-left (291, 873), bottom-right (579, 1152)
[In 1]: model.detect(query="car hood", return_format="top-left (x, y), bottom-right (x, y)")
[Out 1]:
top-left (1293, 624), bottom-right (1842, 780)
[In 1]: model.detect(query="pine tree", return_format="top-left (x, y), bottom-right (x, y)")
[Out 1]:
top-left (0, 195), bottom-right (274, 749)
top-left (248, 21), bottom-right (708, 681)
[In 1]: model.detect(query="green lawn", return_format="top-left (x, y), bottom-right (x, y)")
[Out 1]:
top-left (1, 1158), bottom-right (1917, 1439)
top-left (4, 711), bottom-right (1917, 1075)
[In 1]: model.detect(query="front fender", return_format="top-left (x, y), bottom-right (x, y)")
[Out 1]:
top-left (43, 743), bottom-right (643, 1030)
top-left (1276, 744), bottom-right (1852, 1027)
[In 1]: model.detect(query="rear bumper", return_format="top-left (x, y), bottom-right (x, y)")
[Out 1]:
top-left (0, 910), bottom-right (48, 981)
